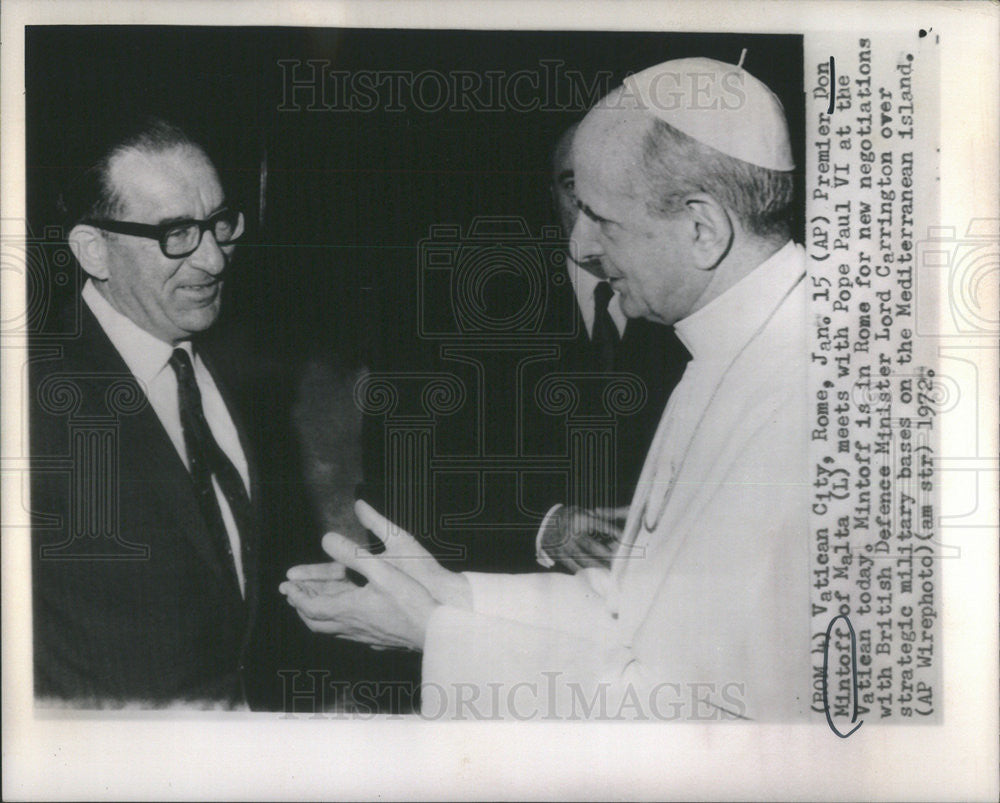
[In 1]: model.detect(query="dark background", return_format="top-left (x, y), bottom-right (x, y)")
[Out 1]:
top-left (25, 26), bottom-right (804, 711)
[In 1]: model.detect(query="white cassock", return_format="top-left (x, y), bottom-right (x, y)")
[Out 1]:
top-left (422, 241), bottom-right (813, 721)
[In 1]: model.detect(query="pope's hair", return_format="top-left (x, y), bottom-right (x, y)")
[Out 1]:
top-left (639, 117), bottom-right (794, 241)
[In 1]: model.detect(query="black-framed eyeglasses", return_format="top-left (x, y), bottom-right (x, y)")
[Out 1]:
top-left (85, 208), bottom-right (245, 259)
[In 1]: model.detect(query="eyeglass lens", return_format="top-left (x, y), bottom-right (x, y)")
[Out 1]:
top-left (163, 210), bottom-right (243, 256)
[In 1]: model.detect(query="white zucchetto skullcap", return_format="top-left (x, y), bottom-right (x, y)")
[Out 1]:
top-left (620, 56), bottom-right (795, 171)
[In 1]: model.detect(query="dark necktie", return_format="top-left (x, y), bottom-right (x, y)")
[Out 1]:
top-left (592, 280), bottom-right (620, 372)
top-left (169, 347), bottom-right (253, 591)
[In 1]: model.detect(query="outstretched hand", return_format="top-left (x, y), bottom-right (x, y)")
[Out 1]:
top-left (279, 501), bottom-right (471, 651)
top-left (350, 500), bottom-right (472, 609)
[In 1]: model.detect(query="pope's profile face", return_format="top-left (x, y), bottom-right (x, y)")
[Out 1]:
top-left (570, 107), bottom-right (710, 327)
top-left (99, 145), bottom-right (234, 344)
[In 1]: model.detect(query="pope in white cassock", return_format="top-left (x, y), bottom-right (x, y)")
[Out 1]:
top-left (281, 57), bottom-right (813, 721)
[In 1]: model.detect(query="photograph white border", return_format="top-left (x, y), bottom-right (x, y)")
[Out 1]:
top-left (2, 2), bottom-right (997, 800)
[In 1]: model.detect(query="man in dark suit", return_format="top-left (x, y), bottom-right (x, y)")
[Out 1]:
top-left (526, 122), bottom-right (690, 570)
top-left (357, 122), bottom-right (687, 575)
top-left (550, 121), bottom-right (687, 495)
top-left (30, 118), bottom-right (281, 708)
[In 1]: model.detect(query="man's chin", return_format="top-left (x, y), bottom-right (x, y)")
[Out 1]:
top-left (615, 290), bottom-right (638, 317)
top-left (175, 303), bottom-right (222, 338)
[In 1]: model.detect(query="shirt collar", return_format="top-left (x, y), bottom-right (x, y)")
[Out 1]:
top-left (82, 279), bottom-right (192, 386)
top-left (566, 255), bottom-right (603, 302)
top-left (565, 256), bottom-right (627, 336)
top-left (674, 240), bottom-right (804, 362)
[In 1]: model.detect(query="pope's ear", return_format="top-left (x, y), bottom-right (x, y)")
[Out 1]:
top-left (682, 193), bottom-right (733, 270)
top-left (68, 225), bottom-right (109, 280)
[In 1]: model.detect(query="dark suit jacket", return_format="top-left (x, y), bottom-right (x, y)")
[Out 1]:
top-left (30, 301), bottom-right (265, 707)
top-left (517, 273), bottom-right (690, 520)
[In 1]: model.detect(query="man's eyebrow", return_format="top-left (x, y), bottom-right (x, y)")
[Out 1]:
top-left (155, 214), bottom-right (195, 228)
top-left (155, 202), bottom-right (228, 228)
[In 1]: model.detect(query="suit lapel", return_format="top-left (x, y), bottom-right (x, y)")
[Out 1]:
top-left (74, 304), bottom-right (245, 594)
top-left (560, 289), bottom-right (595, 371)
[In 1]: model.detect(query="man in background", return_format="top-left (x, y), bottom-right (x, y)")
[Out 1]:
top-left (358, 122), bottom-right (687, 576)
top-left (534, 121), bottom-right (688, 571)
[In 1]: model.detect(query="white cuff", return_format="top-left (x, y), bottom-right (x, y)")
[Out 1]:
top-left (535, 503), bottom-right (564, 568)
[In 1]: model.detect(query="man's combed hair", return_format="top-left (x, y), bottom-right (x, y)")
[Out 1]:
top-left (58, 116), bottom-right (203, 227)
top-left (638, 118), bottom-right (794, 240)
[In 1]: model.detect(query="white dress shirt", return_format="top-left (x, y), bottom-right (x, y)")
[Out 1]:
top-left (82, 280), bottom-right (249, 597)
top-left (565, 257), bottom-right (628, 339)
